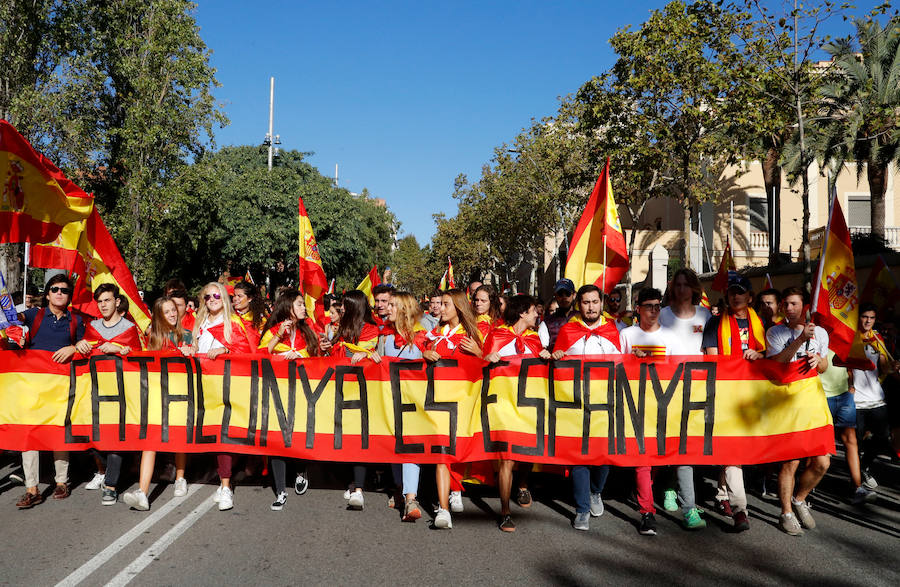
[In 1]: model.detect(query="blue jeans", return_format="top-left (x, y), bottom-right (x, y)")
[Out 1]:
top-left (572, 465), bottom-right (609, 514)
top-left (391, 463), bottom-right (420, 496)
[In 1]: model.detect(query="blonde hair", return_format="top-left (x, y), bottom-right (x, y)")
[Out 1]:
top-left (390, 291), bottom-right (420, 349)
top-left (193, 282), bottom-right (235, 344)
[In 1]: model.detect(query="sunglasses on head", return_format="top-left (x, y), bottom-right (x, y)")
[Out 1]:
top-left (49, 286), bottom-right (71, 295)
top-left (204, 292), bottom-right (222, 301)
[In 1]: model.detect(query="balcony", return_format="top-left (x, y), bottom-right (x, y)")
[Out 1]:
top-left (749, 231), bottom-right (769, 250)
top-left (810, 225), bottom-right (900, 258)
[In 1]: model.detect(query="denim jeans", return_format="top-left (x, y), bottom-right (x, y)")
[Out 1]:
top-left (572, 465), bottom-right (609, 514)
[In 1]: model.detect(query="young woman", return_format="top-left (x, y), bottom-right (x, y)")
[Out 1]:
top-left (193, 281), bottom-right (256, 511)
top-left (258, 289), bottom-right (319, 510)
top-left (483, 294), bottom-right (551, 532)
top-left (472, 284), bottom-right (502, 341)
top-left (377, 291), bottom-right (428, 522)
top-left (232, 281), bottom-right (267, 340)
top-left (121, 297), bottom-right (193, 511)
top-left (327, 289), bottom-right (379, 509)
top-left (422, 289), bottom-right (483, 529)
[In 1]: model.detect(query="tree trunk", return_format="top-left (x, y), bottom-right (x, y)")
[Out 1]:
top-left (761, 147), bottom-right (782, 263)
top-left (0, 244), bottom-right (22, 298)
top-left (867, 161), bottom-right (887, 239)
top-left (801, 166), bottom-right (811, 287)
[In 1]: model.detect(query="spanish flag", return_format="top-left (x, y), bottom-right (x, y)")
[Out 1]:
top-left (564, 158), bottom-right (628, 293)
top-left (298, 194), bottom-right (328, 323)
top-left (357, 266), bottom-right (380, 307)
top-left (0, 120), bottom-right (93, 244)
top-left (439, 257), bottom-right (455, 290)
top-left (712, 238), bottom-right (737, 294)
top-left (860, 254), bottom-right (900, 316)
top-left (812, 196), bottom-right (858, 361)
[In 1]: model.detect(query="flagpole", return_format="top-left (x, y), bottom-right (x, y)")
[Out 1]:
top-left (601, 234), bottom-right (607, 312)
top-left (22, 242), bottom-right (29, 306)
top-left (810, 189), bottom-right (837, 318)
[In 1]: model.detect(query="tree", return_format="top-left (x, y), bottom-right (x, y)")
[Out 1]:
top-left (390, 235), bottom-right (432, 296)
top-left (820, 14), bottom-right (900, 239)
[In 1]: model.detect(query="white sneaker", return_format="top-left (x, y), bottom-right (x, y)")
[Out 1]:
top-left (85, 472), bottom-right (105, 490)
top-left (348, 490), bottom-right (364, 510)
top-left (218, 486), bottom-right (233, 511)
top-left (343, 489), bottom-right (352, 500)
top-left (213, 485), bottom-right (223, 503)
top-left (434, 507), bottom-right (453, 529)
top-left (449, 491), bottom-right (463, 513)
top-left (173, 477), bottom-right (188, 497)
top-left (122, 489), bottom-right (149, 511)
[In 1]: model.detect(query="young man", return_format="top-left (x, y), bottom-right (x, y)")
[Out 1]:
top-left (552, 285), bottom-right (620, 532)
top-left (755, 288), bottom-right (784, 330)
top-left (539, 278), bottom-right (577, 350)
top-left (76, 284), bottom-right (143, 506)
top-left (701, 273), bottom-right (765, 532)
top-left (9, 275), bottom-right (85, 509)
top-left (766, 286), bottom-right (831, 536)
top-left (421, 291), bottom-right (442, 331)
top-left (371, 284), bottom-right (394, 331)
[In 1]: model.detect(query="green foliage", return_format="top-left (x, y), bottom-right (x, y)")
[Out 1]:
top-left (390, 235), bottom-right (433, 296)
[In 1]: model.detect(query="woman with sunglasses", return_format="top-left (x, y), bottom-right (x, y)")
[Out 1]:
top-left (422, 289), bottom-right (483, 529)
top-left (471, 284), bottom-right (503, 341)
top-left (193, 282), bottom-right (256, 511)
top-left (378, 291), bottom-right (428, 522)
top-left (258, 289), bottom-right (320, 510)
top-left (122, 296), bottom-right (193, 511)
top-left (327, 289), bottom-right (380, 509)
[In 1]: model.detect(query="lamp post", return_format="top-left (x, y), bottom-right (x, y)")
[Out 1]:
top-left (263, 77), bottom-right (281, 171)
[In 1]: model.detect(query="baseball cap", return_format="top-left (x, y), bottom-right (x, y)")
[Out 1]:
top-left (726, 272), bottom-right (751, 293)
top-left (554, 278), bottom-right (576, 294)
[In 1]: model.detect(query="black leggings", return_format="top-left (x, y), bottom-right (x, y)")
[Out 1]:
top-left (856, 405), bottom-right (892, 471)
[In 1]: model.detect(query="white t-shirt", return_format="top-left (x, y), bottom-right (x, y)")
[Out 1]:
top-left (561, 332), bottom-right (621, 356)
top-left (619, 324), bottom-right (677, 356)
top-left (197, 315), bottom-right (225, 354)
top-left (765, 323), bottom-right (829, 360)
top-left (851, 341), bottom-right (886, 408)
top-left (659, 305), bottom-right (711, 355)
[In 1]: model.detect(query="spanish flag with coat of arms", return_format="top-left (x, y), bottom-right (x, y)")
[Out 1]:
top-left (298, 194), bottom-right (328, 324)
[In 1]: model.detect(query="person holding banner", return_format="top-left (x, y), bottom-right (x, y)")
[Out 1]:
top-left (259, 289), bottom-right (321, 510)
top-left (422, 288), bottom-right (483, 529)
top-left (371, 284), bottom-right (395, 332)
top-left (378, 291), bottom-right (428, 522)
top-left (483, 294), bottom-right (552, 532)
top-left (551, 285), bottom-right (620, 532)
top-left (120, 297), bottom-right (194, 511)
top-left (193, 281), bottom-right (257, 512)
top-left (232, 281), bottom-right (267, 339)
top-left (472, 284), bottom-right (503, 340)
top-left (766, 286), bottom-right (831, 536)
top-left (9, 274), bottom-right (85, 509)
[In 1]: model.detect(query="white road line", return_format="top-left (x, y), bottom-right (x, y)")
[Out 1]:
top-left (104, 494), bottom-right (217, 587)
top-left (55, 483), bottom-right (209, 587)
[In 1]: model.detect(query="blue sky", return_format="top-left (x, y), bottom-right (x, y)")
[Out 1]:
top-left (193, 0), bottom-right (882, 246)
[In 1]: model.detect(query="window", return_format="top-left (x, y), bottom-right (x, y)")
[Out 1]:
top-left (748, 195), bottom-right (768, 232)
top-left (847, 195), bottom-right (871, 228)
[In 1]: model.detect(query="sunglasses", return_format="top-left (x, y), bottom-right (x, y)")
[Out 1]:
top-left (204, 293), bottom-right (222, 301)
top-left (49, 286), bottom-right (71, 295)
top-left (640, 303), bottom-right (662, 311)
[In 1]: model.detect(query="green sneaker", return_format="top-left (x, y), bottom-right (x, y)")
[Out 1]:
top-left (663, 489), bottom-right (679, 512)
top-left (683, 507), bottom-right (707, 530)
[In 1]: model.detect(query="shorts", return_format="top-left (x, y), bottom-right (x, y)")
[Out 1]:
top-left (827, 391), bottom-right (857, 429)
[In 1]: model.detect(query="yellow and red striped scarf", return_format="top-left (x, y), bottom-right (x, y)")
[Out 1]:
top-left (718, 308), bottom-right (766, 356)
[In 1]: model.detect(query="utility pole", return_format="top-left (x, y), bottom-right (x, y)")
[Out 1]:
top-left (263, 77), bottom-right (281, 171)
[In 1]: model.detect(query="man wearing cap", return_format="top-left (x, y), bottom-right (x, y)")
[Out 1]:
top-left (538, 278), bottom-right (577, 350)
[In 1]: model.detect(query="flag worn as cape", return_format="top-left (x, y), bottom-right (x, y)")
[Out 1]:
top-left (0, 120), bottom-right (93, 244)
top-left (564, 158), bottom-right (628, 294)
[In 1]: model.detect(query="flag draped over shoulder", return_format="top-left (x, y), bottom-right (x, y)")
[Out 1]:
top-left (861, 255), bottom-right (900, 316)
top-left (712, 238), bottom-right (737, 294)
top-left (812, 197), bottom-right (858, 362)
top-left (298, 195), bottom-right (328, 323)
top-left (357, 266), bottom-right (380, 307)
top-left (0, 120), bottom-right (93, 243)
top-left (564, 158), bottom-right (628, 293)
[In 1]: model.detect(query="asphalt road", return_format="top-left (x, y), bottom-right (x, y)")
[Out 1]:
top-left (0, 451), bottom-right (897, 586)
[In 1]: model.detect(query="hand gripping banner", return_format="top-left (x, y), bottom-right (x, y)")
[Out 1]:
top-left (0, 351), bottom-right (834, 466)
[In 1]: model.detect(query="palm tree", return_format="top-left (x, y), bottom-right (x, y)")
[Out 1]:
top-left (820, 16), bottom-right (900, 239)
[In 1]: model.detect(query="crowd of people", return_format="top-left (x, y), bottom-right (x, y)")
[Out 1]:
top-left (1, 269), bottom-right (898, 537)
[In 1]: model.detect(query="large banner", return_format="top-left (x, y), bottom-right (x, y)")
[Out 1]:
top-left (0, 351), bottom-right (834, 466)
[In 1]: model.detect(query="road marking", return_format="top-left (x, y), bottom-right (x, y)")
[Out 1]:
top-left (104, 494), bottom-right (217, 587)
top-left (55, 483), bottom-right (209, 587)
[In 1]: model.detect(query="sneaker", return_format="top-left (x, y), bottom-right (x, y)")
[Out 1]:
top-left (862, 470), bottom-right (878, 490)
top-left (779, 512), bottom-right (803, 536)
top-left (639, 513), bottom-right (657, 536)
top-left (732, 511), bottom-right (750, 532)
top-left (683, 507), bottom-right (707, 530)
top-left (589, 493), bottom-right (604, 517)
top-left (663, 489), bottom-right (679, 512)
top-left (716, 499), bottom-right (733, 517)
top-left (850, 485), bottom-right (878, 505)
top-left (213, 486), bottom-right (223, 503)
top-left (573, 511), bottom-right (590, 531)
top-left (8, 471), bottom-right (24, 485)
top-left (499, 514), bottom-right (516, 532)
top-left (101, 486), bottom-right (117, 506)
top-left (348, 490), bottom-right (364, 510)
top-left (434, 507), bottom-right (452, 529)
top-left (792, 499), bottom-right (815, 529)
top-left (342, 488), bottom-right (352, 500)
top-left (85, 472), bottom-right (105, 490)
top-left (294, 471), bottom-right (309, 495)
top-left (271, 491), bottom-right (287, 511)
top-left (173, 477), bottom-right (188, 498)
top-left (123, 489), bottom-right (149, 511)
top-left (515, 488), bottom-right (533, 508)
top-left (402, 499), bottom-right (422, 522)
top-left (449, 490), bottom-right (464, 513)
top-left (218, 486), bottom-right (233, 511)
